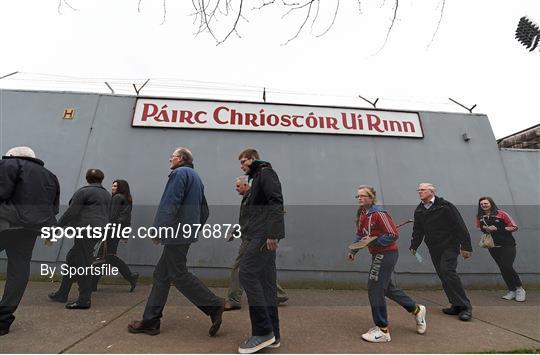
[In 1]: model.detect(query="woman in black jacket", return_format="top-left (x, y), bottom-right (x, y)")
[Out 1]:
top-left (476, 196), bottom-right (525, 302)
top-left (93, 180), bottom-right (139, 292)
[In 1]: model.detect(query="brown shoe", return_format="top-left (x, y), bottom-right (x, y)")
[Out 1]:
top-left (127, 320), bottom-right (160, 335)
top-left (224, 301), bottom-right (241, 311)
top-left (209, 304), bottom-right (224, 337)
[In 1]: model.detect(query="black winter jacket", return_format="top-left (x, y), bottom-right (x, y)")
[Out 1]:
top-left (410, 196), bottom-right (472, 252)
top-left (58, 183), bottom-right (111, 228)
top-left (110, 193), bottom-right (132, 227)
top-left (244, 160), bottom-right (285, 240)
top-left (237, 190), bottom-right (251, 240)
top-left (0, 156), bottom-right (60, 229)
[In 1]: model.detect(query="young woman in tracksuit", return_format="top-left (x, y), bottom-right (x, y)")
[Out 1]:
top-left (476, 196), bottom-right (525, 301)
top-left (348, 185), bottom-right (426, 343)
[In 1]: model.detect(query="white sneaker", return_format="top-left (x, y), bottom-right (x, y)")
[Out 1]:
top-left (414, 305), bottom-right (427, 334)
top-left (267, 338), bottom-right (280, 348)
top-left (501, 291), bottom-right (515, 300)
top-left (361, 327), bottom-right (391, 343)
top-left (515, 287), bottom-right (526, 302)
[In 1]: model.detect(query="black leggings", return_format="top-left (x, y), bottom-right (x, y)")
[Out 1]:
top-left (489, 246), bottom-right (522, 291)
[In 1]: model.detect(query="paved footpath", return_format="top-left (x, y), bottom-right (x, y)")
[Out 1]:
top-left (1, 281), bottom-right (539, 353)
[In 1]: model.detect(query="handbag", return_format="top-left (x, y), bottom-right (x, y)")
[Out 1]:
top-left (92, 239), bottom-right (108, 266)
top-left (479, 216), bottom-right (496, 248)
top-left (479, 233), bottom-right (495, 248)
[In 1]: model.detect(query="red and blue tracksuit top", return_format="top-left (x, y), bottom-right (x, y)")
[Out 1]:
top-left (354, 204), bottom-right (399, 254)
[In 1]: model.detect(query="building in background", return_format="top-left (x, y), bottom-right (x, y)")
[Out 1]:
top-left (498, 124), bottom-right (540, 149)
top-left (1, 89), bottom-right (538, 288)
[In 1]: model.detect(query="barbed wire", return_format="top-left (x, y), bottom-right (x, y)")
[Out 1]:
top-left (0, 71), bottom-right (466, 111)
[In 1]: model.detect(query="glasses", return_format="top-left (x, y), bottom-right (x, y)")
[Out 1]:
top-left (170, 155), bottom-right (180, 159)
top-left (355, 194), bottom-right (369, 199)
top-left (417, 189), bottom-right (429, 192)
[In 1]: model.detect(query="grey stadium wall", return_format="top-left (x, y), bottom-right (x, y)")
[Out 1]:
top-left (1, 89), bottom-right (539, 287)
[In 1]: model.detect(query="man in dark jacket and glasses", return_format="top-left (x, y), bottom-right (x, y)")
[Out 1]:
top-left (237, 148), bottom-right (285, 354)
top-left (409, 182), bottom-right (473, 321)
top-left (0, 146), bottom-right (60, 336)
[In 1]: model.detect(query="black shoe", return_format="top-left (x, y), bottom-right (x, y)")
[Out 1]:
top-left (442, 306), bottom-right (461, 315)
top-left (129, 273), bottom-right (139, 293)
top-left (48, 292), bottom-right (68, 303)
top-left (209, 303), bottom-right (224, 337)
top-left (65, 300), bottom-right (91, 309)
top-left (127, 320), bottom-right (160, 335)
top-left (458, 310), bottom-right (472, 321)
top-left (0, 328), bottom-right (9, 337)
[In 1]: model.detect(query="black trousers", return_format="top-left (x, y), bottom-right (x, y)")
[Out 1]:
top-left (239, 237), bottom-right (280, 339)
top-left (0, 229), bottom-right (38, 330)
top-left (142, 244), bottom-right (222, 326)
top-left (489, 246), bottom-right (522, 291)
top-left (429, 246), bottom-right (472, 311)
top-left (92, 238), bottom-right (135, 288)
top-left (56, 237), bottom-right (98, 303)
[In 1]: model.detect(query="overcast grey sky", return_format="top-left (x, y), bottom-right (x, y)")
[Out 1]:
top-left (0, 0), bottom-right (539, 138)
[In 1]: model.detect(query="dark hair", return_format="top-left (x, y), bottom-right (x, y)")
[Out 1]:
top-left (113, 179), bottom-right (133, 204)
top-left (477, 196), bottom-right (499, 218)
top-left (86, 169), bottom-right (104, 184)
top-left (238, 148), bottom-right (260, 160)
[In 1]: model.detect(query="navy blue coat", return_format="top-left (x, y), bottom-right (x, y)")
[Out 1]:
top-left (153, 163), bottom-right (205, 244)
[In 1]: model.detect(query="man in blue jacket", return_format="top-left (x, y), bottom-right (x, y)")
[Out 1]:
top-left (128, 147), bottom-right (224, 336)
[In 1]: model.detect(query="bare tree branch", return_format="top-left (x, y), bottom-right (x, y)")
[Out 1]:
top-left (57, 0), bottom-right (79, 15)
top-left (134, 0), bottom-right (442, 48)
top-left (427, 0), bottom-right (445, 48)
top-left (216, 0), bottom-right (244, 45)
top-left (315, 0), bottom-right (339, 38)
top-left (282, 0), bottom-right (300, 5)
top-left (198, 0), bottom-right (220, 41)
top-left (374, 0), bottom-right (398, 54)
top-left (281, 0), bottom-right (315, 20)
top-left (64, 0), bottom-right (78, 11)
top-left (253, 0), bottom-right (276, 11)
top-left (310, 0), bottom-right (320, 34)
top-left (281, 0), bottom-right (315, 45)
top-left (160, 0), bottom-right (167, 25)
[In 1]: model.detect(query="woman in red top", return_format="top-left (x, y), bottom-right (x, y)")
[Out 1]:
top-left (348, 185), bottom-right (426, 343)
top-left (476, 196), bottom-right (525, 301)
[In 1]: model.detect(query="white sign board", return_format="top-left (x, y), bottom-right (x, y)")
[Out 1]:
top-left (132, 98), bottom-right (423, 138)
